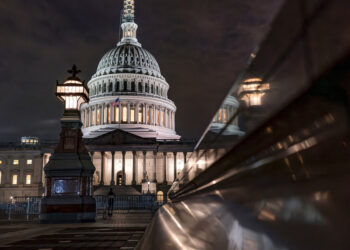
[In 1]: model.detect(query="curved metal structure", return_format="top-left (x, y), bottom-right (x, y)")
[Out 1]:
top-left (136, 0), bottom-right (350, 249)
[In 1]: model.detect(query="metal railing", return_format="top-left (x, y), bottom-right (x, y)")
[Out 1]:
top-left (0, 196), bottom-right (42, 221)
top-left (0, 194), bottom-right (166, 221)
top-left (96, 194), bottom-right (166, 214)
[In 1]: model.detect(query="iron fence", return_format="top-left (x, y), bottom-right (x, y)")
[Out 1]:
top-left (0, 194), bottom-right (166, 221)
top-left (0, 196), bottom-right (42, 221)
top-left (96, 194), bottom-right (166, 213)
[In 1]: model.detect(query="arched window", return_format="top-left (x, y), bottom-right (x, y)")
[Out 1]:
top-left (103, 83), bottom-right (106, 93)
top-left (131, 81), bottom-right (135, 92)
top-left (151, 85), bottom-right (154, 94)
top-left (108, 83), bottom-right (113, 92)
top-left (116, 81), bottom-right (120, 91)
top-left (145, 83), bottom-right (149, 93)
top-left (138, 82), bottom-right (142, 92)
top-left (156, 86), bottom-right (159, 95)
top-left (123, 81), bottom-right (128, 92)
top-left (98, 84), bottom-right (102, 93)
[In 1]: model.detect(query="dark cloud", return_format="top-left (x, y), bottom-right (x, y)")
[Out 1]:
top-left (0, 0), bottom-right (283, 142)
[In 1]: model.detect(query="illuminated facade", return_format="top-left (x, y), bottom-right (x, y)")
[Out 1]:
top-left (81, 0), bottom-right (179, 140)
top-left (0, 140), bottom-right (43, 202)
top-left (0, 0), bottom-right (194, 201)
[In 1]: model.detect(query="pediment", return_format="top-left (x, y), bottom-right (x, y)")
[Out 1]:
top-left (84, 129), bottom-right (156, 146)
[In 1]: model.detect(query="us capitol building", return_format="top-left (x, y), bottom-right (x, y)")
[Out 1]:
top-left (0, 0), bottom-right (199, 202)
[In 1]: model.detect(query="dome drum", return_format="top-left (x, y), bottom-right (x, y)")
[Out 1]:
top-left (88, 73), bottom-right (169, 100)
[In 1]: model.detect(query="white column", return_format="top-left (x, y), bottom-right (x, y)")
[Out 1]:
top-left (165, 109), bottom-right (168, 128)
top-left (94, 105), bottom-right (98, 125)
top-left (111, 103), bottom-right (115, 123)
top-left (127, 103), bottom-right (131, 123)
top-left (100, 105), bottom-right (103, 125)
top-left (143, 104), bottom-right (146, 124)
top-left (173, 112), bottom-right (176, 130)
top-left (112, 81), bottom-right (116, 92)
top-left (136, 103), bottom-right (140, 124)
top-left (150, 106), bottom-right (153, 125)
top-left (88, 107), bottom-right (92, 127)
top-left (153, 151), bottom-right (157, 182)
top-left (163, 152), bottom-right (167, 183)
top-left (153, 106), bottom-right (156, 126)
top-left (103, 103), bottom-right (106, 124)
top-left (119, 103), bottom-right (122, 123)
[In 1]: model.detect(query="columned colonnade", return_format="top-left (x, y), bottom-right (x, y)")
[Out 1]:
top-left (81, 102), bottom-right (175, 130)
top-left (90, 150), bottom-right (187, 186)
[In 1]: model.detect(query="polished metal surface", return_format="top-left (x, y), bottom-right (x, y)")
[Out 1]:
top-left (137, 0), bottom-right (350, 249)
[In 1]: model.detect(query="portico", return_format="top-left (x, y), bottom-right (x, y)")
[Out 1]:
top-left (84, 129), bottom-right (192, 194)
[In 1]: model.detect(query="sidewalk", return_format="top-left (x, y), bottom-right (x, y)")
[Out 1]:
top-left (0, 213), bottom-right (152, 249)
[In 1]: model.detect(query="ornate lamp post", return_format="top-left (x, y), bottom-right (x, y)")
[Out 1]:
top-left (40, 65), bottom-right (96, 223)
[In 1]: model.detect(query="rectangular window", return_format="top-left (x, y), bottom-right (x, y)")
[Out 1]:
top-left (130, 108), bottom-right (135, 123)
top-left (96, 109), bottom-right (100, 125)
top-left (157, 110), bottom-right (160, 125)
top-left (115, 106), bottom-right (119, 122)
top-left (138, 108), bottom-right (143, 123)
top-left (122, 106), bottom-right (127, 122)
top-left (107, 106), bottom-right (111, 123)
top-left (223, 108), bottom-right (227, 123)
top-left (26, 174), bottom-right (31, 185)
top-left (13, 160), bottom-right (19, 165)
top-left (161, 110), bottom-right (165, 126)
top-left (12, 175), bottom-right (18, 185)
top-left (91, 110), bottom-right (95, 125)
top-left (27, 159), bottom-right (32, 165)
top-left (146, 107), bottom-right (150, 124)
top-left (218, 109), bottom-right (223, 122)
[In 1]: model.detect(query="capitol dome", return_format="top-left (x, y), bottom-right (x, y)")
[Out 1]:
top-left (94, 44), bottom-right (163, 80)
top-left (81, 1), bottom-right (180, 140)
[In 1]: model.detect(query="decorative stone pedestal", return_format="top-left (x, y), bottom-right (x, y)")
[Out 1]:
top-left (40, 66), bottom-right (95, 223)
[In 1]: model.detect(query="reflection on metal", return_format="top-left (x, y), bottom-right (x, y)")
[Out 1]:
top-left (137, 0), bottom-right (350, 249)
top-left (238, 78), bottom-right (270, 107)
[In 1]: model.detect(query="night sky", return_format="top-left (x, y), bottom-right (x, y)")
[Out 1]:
top-left (0, 0), bottom-right (283, 142)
